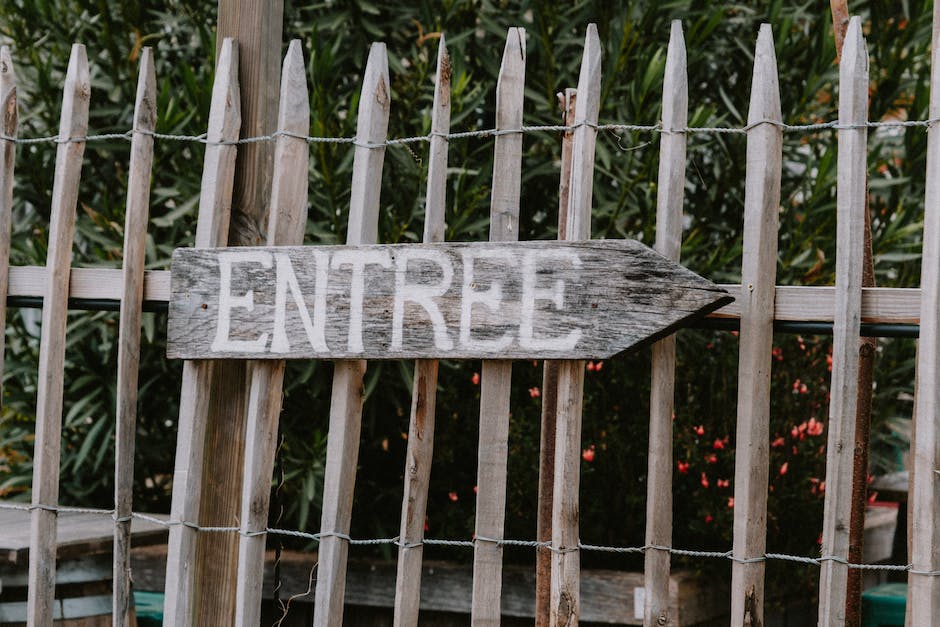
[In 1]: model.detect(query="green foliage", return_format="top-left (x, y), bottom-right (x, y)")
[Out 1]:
top-left (0, 0), bottom-right (925, 606)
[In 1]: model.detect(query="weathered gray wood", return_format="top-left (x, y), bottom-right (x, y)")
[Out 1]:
top-left (393, 34), bottom-right (450, 627)
top-left (112, 46), bottom-right (157, 627)
top-left (729, 24), bottom-right (782, 627)
top-left (536, 86), bottom-right (576, 627)
top-left (818, 16), bottom-right (868, 626)
top-left (0, 46), bottom-right (16, 406)
top-left (644, 20), bottom-right (686, 627)
top-left (26, 43), bottom-right (90, 627)
top-left (471, 28), bottom-right (526, 626)
top-left (550, 24), bottom-right (600, 627)
top-left (234, 39), bottom-right (309, 627)
top-left (910, 1), bottom-right (940, 622)
top-left (163, 37), bottom-right (240, 627)
top-left (313, 42), bottom-right (390, 627)
top-left (168, 240), bottom-right (731, 362)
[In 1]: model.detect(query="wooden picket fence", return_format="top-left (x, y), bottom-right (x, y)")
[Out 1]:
top-left (1, 11), bottom-right (939, 627)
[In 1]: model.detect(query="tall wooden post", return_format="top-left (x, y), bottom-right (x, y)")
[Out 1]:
top-left (192, 2), bottom-right (283, 623)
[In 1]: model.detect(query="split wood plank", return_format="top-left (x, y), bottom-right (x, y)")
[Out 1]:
top-left (818, 16), bottom-right (868, 626)
top-left (729, 24), bottom-right (781, 627)
top-left (195, 6), bottom-right (283, 622)
top-left (26, 43), bottom-right (90, 627)
top-left (312, 42), bottom-right (390, 627)
top-left (471, 28), bottom-right (525, 626)
top-left (909, 0), bottom-right (940, 621)
top-left (535, 86), bottom-right (576, 627)
top-left (550, 24), bottom-right (601, 627)
top-left (112, 47), bottom-right (157, 627)
top-left (393, 35), bottom-right (450, 627)
top-left (0, 46), bottom-right (16, 403)
top-left (234, 39), bottom-right (309, 627)
top-left (162, 38), bottom-right (241, 627)
top-left (644, 20), bottom-right (687, 627)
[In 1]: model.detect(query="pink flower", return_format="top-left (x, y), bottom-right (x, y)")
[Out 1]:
top-left (806, 418), bottom-right (824, 436)
top-left (771, 436), bottom-right (785, 448)
top-left (448, 491), bottom-right (458, 502)
top-left (779, 462), bottom-right (789, 476)
top-left (471, 372), bottom-right (480, 385)
top-left (586, 361), bottom-right (596, 371)
top-left (528, 387), bottom-right (541, 398)
top-left (700, 472), bottom-right (710, 488)
top-left (582, 446), bottom-right (596, 462)
top-left (717, 478), bottom-right (730, 488)
top-left (727, 497), bottom-right (735, 508)
top-left (705, 454), bottom-right (718, 464)
top-left (772, 347), bottom-right (783, 362)
top-left (693, 425), bottom-right (705, 436)
top-left (677, 461), bottom-right (690, 474)
top-left (713, 439), bottom-right (725, 450)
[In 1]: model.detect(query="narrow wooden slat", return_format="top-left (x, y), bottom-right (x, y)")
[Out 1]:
top-left (818, 16), bottom-right (868, 625)
top-left (0, 46), bottom-right (17, 403)
top-left (536, 86), bottom-right (576, 627)
top-left (393, 34), bottom-right (450, 627)
top-left (550, 24), bottom-right (600, 627)
top-left (312, 42), bottom-right (389, 627)
top-left (26, 43), bottom-right (90, 627)
top-left (644, 20), bottom-right (687, 627)
top-left (909, 1), bottom-right (940, 621)
top-left (470, 27), bottom-right (525, 626)
top-left (163, 37), bottom-right (240, 627)
top-left (729, 24), bottom-right (781, 627)
top-left (113, 47), bottom-right (156, 627)
top-left (233, 39), bottom-right (309, 627)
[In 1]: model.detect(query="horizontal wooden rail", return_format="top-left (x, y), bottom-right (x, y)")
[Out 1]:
top-left (5, 266), bottom-right (923, 327)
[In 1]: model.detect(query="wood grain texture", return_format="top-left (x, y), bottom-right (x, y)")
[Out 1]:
top-left (471, 27), bottom-right (525, 627)
top-left (313, 42), bottom-right (390, 627)
top-left (818, 17), bottom-right (868, 626)
top-left (0, 46), bottom-right (16, 406)
top-left (644, 20), bottom-right (686, 627)
top-left (112, 46), bottom-right (156, 627)
top-left (536, 86), bottom-right (576, 627)
top-left (729, 24), bottom-right (781, 627)
top-left (167, 240), bottom-right (731, 361)
top-left (163, 37), bottom-right (240, 627)
top-left (26, 43), bottom-right (89, 627)
top-left (234, 39), bottom-right (309, 627)
top-left (393, 35), bottom-right (450, 627)
top-left (551, 24), bottom-right (600, 627)
top-left (909, 1), bottom-right (940, 622)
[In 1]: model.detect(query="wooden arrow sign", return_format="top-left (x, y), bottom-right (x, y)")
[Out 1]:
top-left (166, 240), bottom-right (732, 360)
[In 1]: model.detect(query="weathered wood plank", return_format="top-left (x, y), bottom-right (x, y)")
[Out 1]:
top-left (313, 41), bottom-right (390, 627)
top-left (471, 27), bottom-right (526, 626)
top-left (393, 34), bottom-right (450, 627)
top-left (0, 46), bottom-right (16, 405)
top-left (167, 240), bottom-right (731, 362)
top-left (26, 43), bottom-right (90, 627)
top-left (113, 46), bottom-right (157, 627)
top-left (909, 0), bottom-right (940, 622)
top-left (234, 39), bottom-right (309, 627)
top-left (163, 37), bottom-right (240, 627)
top-left (536, 86), bottom-right (576, 627)
top-left (550, 24), bottom-right (601, 627)
top-left (729, 24), bottom-right (781, 627)
top-left (644, 20), bottom-right (687, 627)
top-left (818, 16), bottom-right (868, 626)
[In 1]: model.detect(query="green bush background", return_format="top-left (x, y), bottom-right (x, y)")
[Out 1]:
top-left (0, 0), bottom-right (924, 605)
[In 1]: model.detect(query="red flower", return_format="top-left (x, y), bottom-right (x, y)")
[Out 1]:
top-left (727, 497), bottom-right (735, 508)
top-left (471, 372), bottom-right (480, 385)
top-left (448, 491), bottom-right (458, 502)
top-left (594, 361), bottom-right (603, 371)
top-left (717, 478), bottom-right (730, 488)
top-left (473, 485), bottom-right (478, 494)
top-left (528, 386), bottom-right (541, 398)
top-left (806, 418), bottom-right (824, 436)
top-left (704, 514), bottom-right (714, 523)
top-left (700, 472), bottom-right (710, 488)
top-left (713, 439), bottom-right (725, 450)
top-left (705, 454), bottom-right (718, 464)
top-left (772, 347), bottom-right (783, 362)
top-left (677, 461), bottom-right (690, 474)
top-left (693, 425), bottom-right (705, 436)
top-left (779, 462), bottom-right (789, 476)
top-left (771, 436), bottom-right (785, 448)
top-left (582, 446), bottom-right (596, 462)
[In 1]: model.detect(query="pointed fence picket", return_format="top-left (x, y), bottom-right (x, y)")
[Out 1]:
top-left (469, 27), bottom-right (526, 626)
top-left (644, 19), bottom-right (687, 627)
top-left (4, 11), bottom-right (940, 627)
